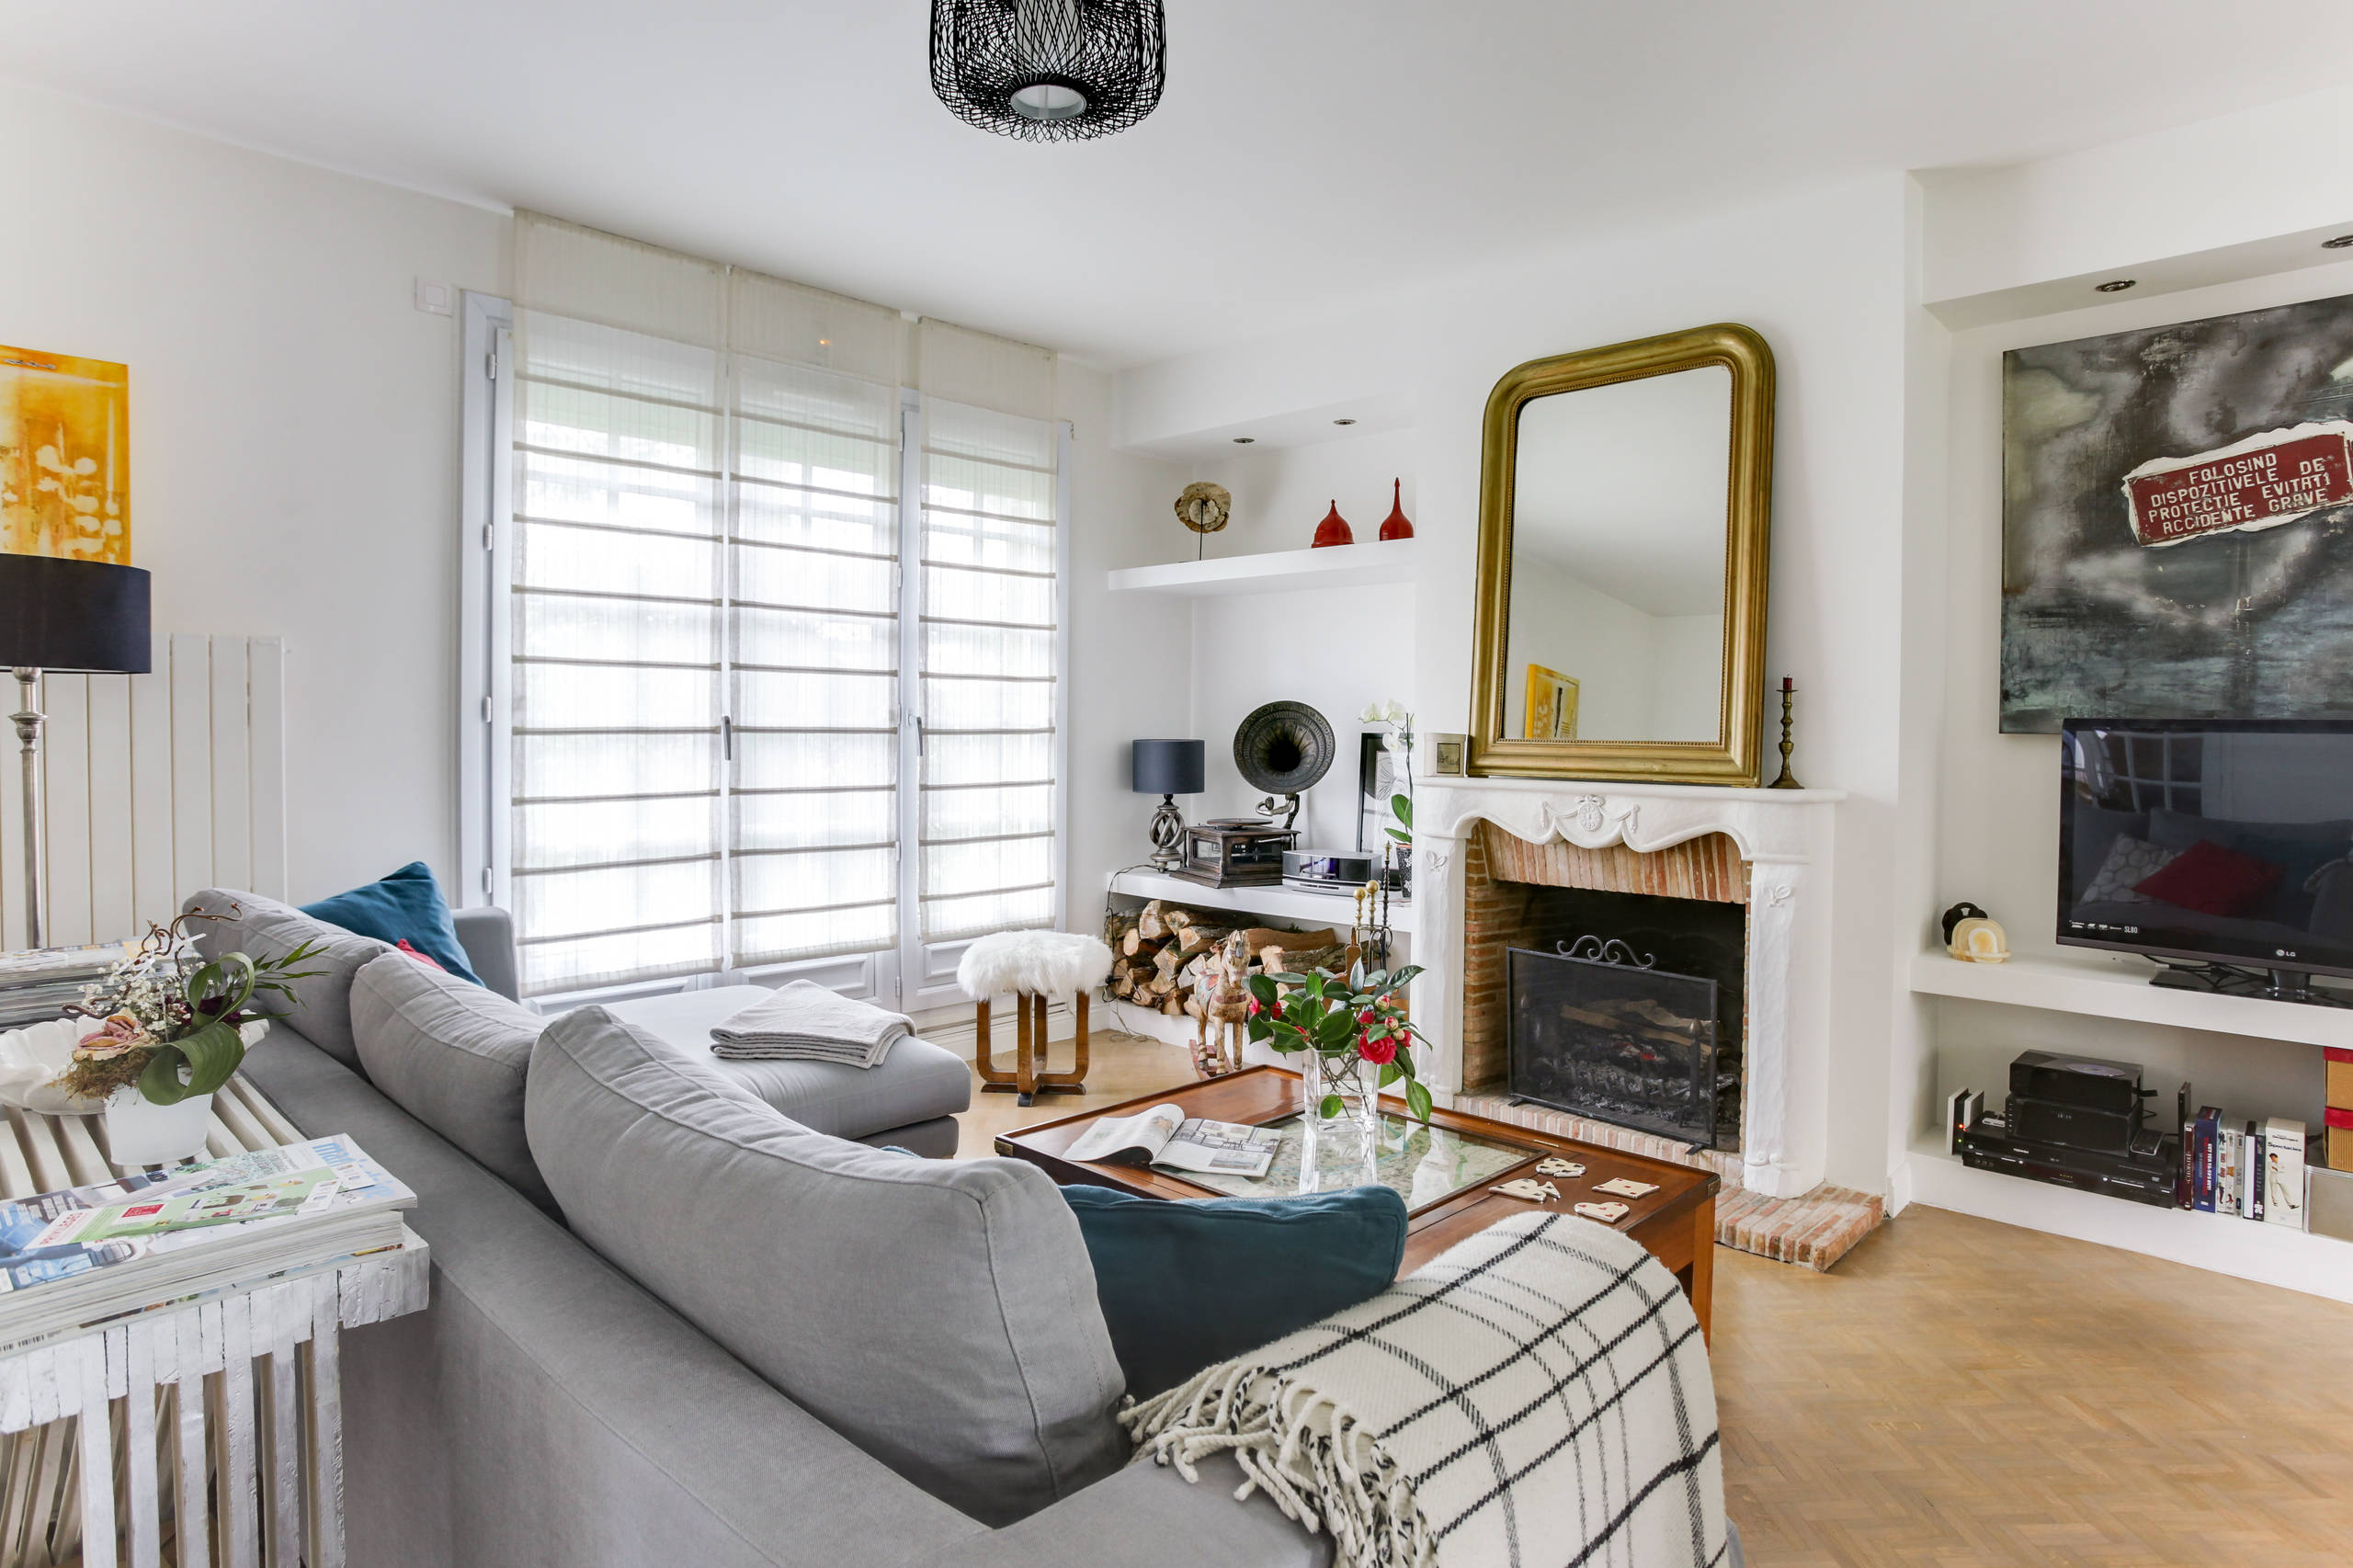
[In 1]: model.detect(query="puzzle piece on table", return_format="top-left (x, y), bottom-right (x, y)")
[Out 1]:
top-left (1592, 1177), bottom-right (1659, 1199)
top-left (1491, 1178), bottom-right (1563, 1203)
top-left (1573, 1200), bottom-right (1631, 1224)
top-left (1534, 1157), bottom-right (1586, 1178)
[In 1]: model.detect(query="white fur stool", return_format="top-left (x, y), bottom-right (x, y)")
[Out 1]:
top-left (957, 930), bottom-right (1113, 1106)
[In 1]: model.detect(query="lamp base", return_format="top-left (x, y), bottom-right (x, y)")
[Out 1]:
top-left (1147, 794), bottom-right (1186, 869)
top-left (10, 668), bottom-right (40, 949)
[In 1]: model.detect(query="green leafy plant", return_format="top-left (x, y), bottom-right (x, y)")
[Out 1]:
top-left (1387, 791), bottom-right (1412, 848)
top-left (56, 911), bottom-right (325, 1105)
top-left (1245, 960), bottom-right (1434, 1124)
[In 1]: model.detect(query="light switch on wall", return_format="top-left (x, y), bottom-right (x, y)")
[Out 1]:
top-left (414, 278), bottom-right (454, 315)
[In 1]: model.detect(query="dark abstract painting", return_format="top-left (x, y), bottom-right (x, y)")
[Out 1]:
top-left (2002, 293), bottom-right (2353, 733)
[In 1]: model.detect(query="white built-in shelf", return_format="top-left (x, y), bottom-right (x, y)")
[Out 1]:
top-left (1106, 537), bottom-right (1422, 598)
top-left (1907, 948), bottom-right (2353, 1050)
top-left (1904, 1138), bottom-right (2353, 1304)
top-left (1107, 869), bottom-right (1415, 936)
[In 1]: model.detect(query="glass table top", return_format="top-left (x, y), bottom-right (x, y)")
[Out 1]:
top-left (1180, 1111), bottom-right (1532, 1210)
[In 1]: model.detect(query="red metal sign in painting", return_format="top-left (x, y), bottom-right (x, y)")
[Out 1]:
top-left (2120, 422), bottom-right (2353, 547)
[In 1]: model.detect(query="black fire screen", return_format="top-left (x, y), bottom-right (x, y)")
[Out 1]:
top-left (1506, 938), bottom-right (1727, 1148)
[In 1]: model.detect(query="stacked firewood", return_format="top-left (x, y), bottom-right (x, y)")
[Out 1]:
top-left (1101, 900), bottom-right (1346, 1020)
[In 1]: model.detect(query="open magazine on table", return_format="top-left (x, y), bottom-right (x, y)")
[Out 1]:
top-left (1063, 1104), bottom-right (1283, 1178)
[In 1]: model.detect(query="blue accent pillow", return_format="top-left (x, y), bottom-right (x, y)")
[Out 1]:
top-left (301, 863), bottom-right (484, 986)
top-left (1060, 1183), bottom-right (1406, 1399)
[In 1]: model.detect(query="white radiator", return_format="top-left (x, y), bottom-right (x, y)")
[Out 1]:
top-left (2, 634), bottom-right (288, 952)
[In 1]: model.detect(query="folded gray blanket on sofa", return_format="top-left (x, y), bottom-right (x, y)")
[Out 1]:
top-left (708, 980), bottom-right (914, 1069)
top-left (1122, 1210), bottom-right (1726, 1568)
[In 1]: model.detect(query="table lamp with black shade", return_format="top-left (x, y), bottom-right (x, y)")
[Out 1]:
top-left (1131, 739), bottom-right (1204, 870)
top-left (0, 557), bottom-right (153, 948)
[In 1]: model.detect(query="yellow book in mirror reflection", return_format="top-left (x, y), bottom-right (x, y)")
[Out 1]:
top-left (1523, 665), bottom-right (1578, 740)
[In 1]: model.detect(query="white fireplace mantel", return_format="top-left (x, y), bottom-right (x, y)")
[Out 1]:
top-left (1411, 777), bottom-right (1844, 1199)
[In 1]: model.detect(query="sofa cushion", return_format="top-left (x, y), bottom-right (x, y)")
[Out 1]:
top-left (525, 1007), bottom-right (1125, 1528)
top-left (351, 951), bottom-right (555, 1212)
top-left (302, 861), bottom-right (484, 985)
top-left (1060, 1183), bottom-right (1406, 1399)
top-left (606, 986), bottom-right (971, 1140)
top-left (183, 889), bottom-right (391, 1071)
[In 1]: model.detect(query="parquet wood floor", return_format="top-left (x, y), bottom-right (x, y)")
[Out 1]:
top-left (1714, 1205), bottom-right (2353, 1566)
top-left (959, 1040), bottom-right (2353, 1563)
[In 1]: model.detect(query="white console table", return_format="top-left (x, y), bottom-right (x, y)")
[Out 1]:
top-left (0, 1077), bottom-right (428, 1568)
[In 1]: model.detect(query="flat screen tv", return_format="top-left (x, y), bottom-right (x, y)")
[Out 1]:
top-left (2059, 719), bottom-right (2353, 999)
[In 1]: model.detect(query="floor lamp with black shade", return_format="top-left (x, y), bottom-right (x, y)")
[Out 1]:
top-left (0, 556), bottom-right (152, 949)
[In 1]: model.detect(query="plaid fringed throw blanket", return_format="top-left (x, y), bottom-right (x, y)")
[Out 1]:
top-left (1120, 1211), bottom-right (1726, 1568)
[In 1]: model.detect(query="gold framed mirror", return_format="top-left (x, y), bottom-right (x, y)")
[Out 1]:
top-left (1468, 323), bottom-right (1775, 785)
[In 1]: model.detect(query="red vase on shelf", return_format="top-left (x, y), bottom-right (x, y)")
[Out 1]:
top-left (1312, 499), bottom-right (1353, 549)
top-left (1377, 479), bottom-right (1414, 540)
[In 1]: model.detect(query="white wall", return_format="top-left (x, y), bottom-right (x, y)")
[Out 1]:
top-left (1057, 363), bottom-right (1192, 910)
top-left (0, 83), bottom-right (508, 906)
top-left (1116, 176), bottom-right (1918, 1195)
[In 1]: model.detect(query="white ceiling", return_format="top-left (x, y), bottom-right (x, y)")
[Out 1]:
top-left (7, 2), bottom-right (2353, 369)
top-left (1516, 367), bottom-right (1730, 618)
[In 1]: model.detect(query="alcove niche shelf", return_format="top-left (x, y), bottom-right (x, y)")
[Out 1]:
top-left (1907, 944), bottom-right (2353, 1304)
top-left (1106, 535), bottom-right (1421, 597)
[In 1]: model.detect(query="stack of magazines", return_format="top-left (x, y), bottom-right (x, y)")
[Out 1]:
top-left (0, 1136), bottom-right (416, 1355)
top-left (0, 942), bottom-right (130, 1029)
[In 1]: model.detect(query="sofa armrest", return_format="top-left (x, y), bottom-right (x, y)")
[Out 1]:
top-left (936, 1456), bottom-right (1332, 1568)
top-left (452, 905), bottom-right (521, 1001)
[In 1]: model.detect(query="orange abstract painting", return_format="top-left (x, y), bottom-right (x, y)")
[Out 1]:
top-left (0, 345), bottom-right (129, 562)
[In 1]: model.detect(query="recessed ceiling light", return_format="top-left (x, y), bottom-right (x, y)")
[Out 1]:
top-left (2326, 235), bottom-right (2353, 249)
top-left (1333, 418), bottom-right (1357, 426)
top-left (2096, 278), bottom-right (2137, 293)
top-left (1232, 437), bottom-right (1255, 444)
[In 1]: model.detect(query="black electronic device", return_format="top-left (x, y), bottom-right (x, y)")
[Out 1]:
top-left (1281, 848), bottom-right (1404, 894)
top-left (2059, 719), bottom-right (2353, 1005)
top-left (2006, 1049), bottom-right (2150, 1117)
top-left (2005, 1095), bottom-right (2142, 1156)
top-left (1955, 1123), bottom-right (2181, 1209)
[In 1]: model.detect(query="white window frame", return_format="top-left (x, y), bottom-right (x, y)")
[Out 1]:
top-left (458, 291), bottom-right (1071, 1009)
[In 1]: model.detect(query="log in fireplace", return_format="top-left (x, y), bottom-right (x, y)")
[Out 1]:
top-left (1505, 889), bottom-right (1745, 1149)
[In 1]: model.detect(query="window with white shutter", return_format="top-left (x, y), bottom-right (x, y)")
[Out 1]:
top-left (463, 217), bottom-right (1063, 1005)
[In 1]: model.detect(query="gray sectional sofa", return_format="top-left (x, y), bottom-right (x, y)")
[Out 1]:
top-left (183, 889), bottom-right (1329, 1568)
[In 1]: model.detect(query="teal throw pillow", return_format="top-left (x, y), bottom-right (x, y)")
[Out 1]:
top-left (302, 862), bottom-right (484, 987)
top-left (1060, 1183), bottom-right (1406, 1399)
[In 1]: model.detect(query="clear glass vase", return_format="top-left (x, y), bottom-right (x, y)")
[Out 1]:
top-left (1297, 1051), bottom-right (1381, 1194)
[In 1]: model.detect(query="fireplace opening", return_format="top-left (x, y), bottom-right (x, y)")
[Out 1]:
top-left (1500, 887), bottom-right (1745, 1149)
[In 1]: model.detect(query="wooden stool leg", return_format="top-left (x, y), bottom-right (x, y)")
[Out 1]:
top-left (1016, 993), bottom-right (1038, 1105)
top-left (974, 999), bottom-right (1017, 1090)
top-left (1037, 991), bottom-right (1090, 1089)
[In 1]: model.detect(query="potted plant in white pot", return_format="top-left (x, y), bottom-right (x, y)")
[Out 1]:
top-left (53, 914), bottom-right (323, 1163)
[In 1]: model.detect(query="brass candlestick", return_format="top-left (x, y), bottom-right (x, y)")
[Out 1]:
top-left (1768, 676), bottom-right (1802, 790)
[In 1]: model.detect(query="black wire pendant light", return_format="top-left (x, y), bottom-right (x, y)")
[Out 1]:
top-left (930, 0), bottom-right (1166, 142)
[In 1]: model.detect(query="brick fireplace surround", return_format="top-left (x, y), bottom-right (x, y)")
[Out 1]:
top-left (1408, 777), bottom-right (1882, 1269)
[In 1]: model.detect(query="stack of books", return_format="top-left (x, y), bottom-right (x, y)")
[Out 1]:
top-left (2180, 1103), bottom-right (2306, 1231)
top-left (0, 1134), bottom-right (416, 1354)
top-left (0, 942), bottom-right (129, 1029)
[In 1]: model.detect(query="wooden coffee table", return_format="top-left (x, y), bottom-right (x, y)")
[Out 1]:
top-left (995, 1064), bottom-right (1719, 1340)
